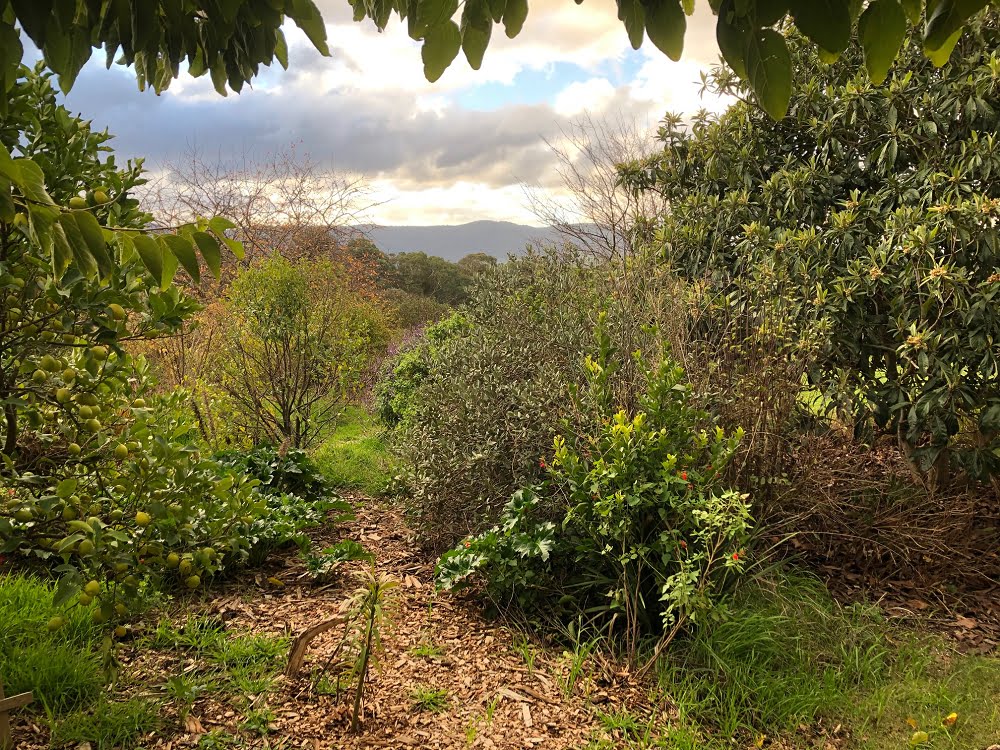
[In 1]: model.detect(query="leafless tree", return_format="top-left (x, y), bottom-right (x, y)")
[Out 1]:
top-left (141, 143), bottom-right (379, 272)
top-left (524, 113), bottom-right (667, 263)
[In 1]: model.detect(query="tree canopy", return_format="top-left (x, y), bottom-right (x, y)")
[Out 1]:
top-left (2, 1), bottom-right (998, 119)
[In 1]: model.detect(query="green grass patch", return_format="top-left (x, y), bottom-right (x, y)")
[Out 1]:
top-left (657, 569), bottom-right (1000, 749)
top-left (51, 695), bottom-right (161, 750)
top-left (0, 573), bottom-right (102, 715)
top-left (146, 614), bottom-right (288, 699)
top-left (312, 406), bottom-right (395, 496)
top-left (849, 646), bottom-right (1000, 750)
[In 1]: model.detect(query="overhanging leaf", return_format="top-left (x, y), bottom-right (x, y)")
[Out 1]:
top-left (859, 0), bottom-right (908, 83)
top-left (192, 231), bottom-right (222, 280)
top-left (924, 0), bottom-right (987, 51)
top-left (617, 0), bottom-right (646, 50)
top-left (289, 0), bottom-right (331, 55)
top-left (745, 28), bottom-right (792, 119)
top-left (461, 0), bottom-right (492, 69)
top-left (502, 0), bottom-right (528, 38)
top-left (72, 210), bottom-right (114, 280)
top-left (788, 0), bottom-right (852, 54)
top-left (132, 234), bottom-right (164, 284)
top-left (645, 0), bottom-right (686, 61)
top-left (162, 233), bottom-right (201, 284)
top-left (421, 20), bottom-right (462, 82)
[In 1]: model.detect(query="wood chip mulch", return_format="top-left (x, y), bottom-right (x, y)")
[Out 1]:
top-left (11, 501), bottom-right (667, 750)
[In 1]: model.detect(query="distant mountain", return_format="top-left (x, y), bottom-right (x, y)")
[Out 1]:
top-left (359, 220), bottom-right (564, 262)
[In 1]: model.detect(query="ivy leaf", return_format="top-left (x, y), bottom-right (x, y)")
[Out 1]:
top-left (288, 0), bottom-right (331, 56)
top-left (788, 0), bottom-right (852, 54)
top-left (645, 0), bottom-right (686, 62)
top-left (502, 0), bottom-right (528, 38)
top-left (860, 0), bottom-right (907, 83)
top-left (745, 28), bottom-right (792, 119)
top-left (422, 20), bottom-right (462, 82)
top-left (924, 0), bottom-right (987, 51)
top-left (617, 0), bottom-right (646, 50)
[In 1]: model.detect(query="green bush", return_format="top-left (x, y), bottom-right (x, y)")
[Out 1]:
top-left (626, 13), bottom-right (1000, 486)
top-left (212, 255), bottom-right (393, 449)
top-left (437, 336), bottom-right (751, 660)
top-left (382, 249), bottom-right (671, 550)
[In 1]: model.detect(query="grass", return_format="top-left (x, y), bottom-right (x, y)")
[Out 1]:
top-left (50, 695), bottom-right (161, 750)
top-left (311, 405), bottom-right (395, 496)
top-left (411, 640), bottom-right (444, 659)
top-left (147, 614), bottom-right (288, 699)
top-left (0, 573), bottom-right (102, 715)
top-left (411, 685), bottom-right (450, 713)
top-left (656, 569), bottom-right (1000, 749)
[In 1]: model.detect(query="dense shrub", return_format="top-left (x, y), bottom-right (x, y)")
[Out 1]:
top-left (380, 249), bottom-right (673, 550)
top-left (437, 336), bottom-right (750, 660)
top-left (625, 14), bottom-right (1000, 488)
top-left (214, 445), bottom-right (352, 565)
top-left (212, 255), bottom-right (393, 449)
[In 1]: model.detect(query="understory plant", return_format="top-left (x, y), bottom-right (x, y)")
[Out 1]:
top-left (437, 324), bottom-right (751, 663)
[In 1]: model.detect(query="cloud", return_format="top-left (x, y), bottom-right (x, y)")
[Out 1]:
top-left (56, 2), bottom-right (727, 225)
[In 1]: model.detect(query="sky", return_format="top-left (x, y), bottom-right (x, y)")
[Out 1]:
top-left (54, 1), bottom-right (729, 226)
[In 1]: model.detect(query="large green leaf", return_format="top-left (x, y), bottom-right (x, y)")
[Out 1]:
top-left (924, 26), bottom-right (963, 64)
top-left (410, 0), bottom-right (459, 39)
top-left (645, 0), bottom-right (686, 61)
top-left (132, 234), bottom-right (164, 285)
top-left (72, 210), bottom-right (114, 280)
top-left (617, 0), bottom-right (646, 50)
top-left (716, 5), bottom-right (749, 78)
top-left (158, 237), bottom-right (180, 290)
top-left (745, 28), bottom-right (793, 119)
top-left (461, 0), bottom-right (492, 69)
top-left (924, 0), bottom-right (988, 50)
top-left (289, 0), bottom-right (331, 55)
top-left (422, 20), bottom-right (462, 82)
top-left (502, 0), bottom-right (528, 38)
top-left (162, 234), bottom-right (201, 284)
top-left (788, 0), bottom-right (852, 54)
top-left (56, 213), bottom-right (98, 278)
top-left (860, 0), bottom-right (908, 83)
top-left (192, 231), bottom-right (222, 280)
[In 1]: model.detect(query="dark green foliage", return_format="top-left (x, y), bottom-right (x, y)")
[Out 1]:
top-left (214, 445), bottom-right (331, 500)
top-left (214, 446), bottom-right (353, 567)
top-left (437, 341), bottom-right (750, 658)
top-left (1, 0), bottom-right (329, 97)
top-left (626, 13), bottom-right (1000, 486)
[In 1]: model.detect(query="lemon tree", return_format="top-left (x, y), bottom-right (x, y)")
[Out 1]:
top-left (0, 67), bottom-right (262, 630)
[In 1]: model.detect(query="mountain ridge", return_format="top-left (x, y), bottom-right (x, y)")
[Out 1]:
top-left (357, 220), bottom-right (564, 262)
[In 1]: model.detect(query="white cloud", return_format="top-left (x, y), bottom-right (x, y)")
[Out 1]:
top-left (59, 2), bottom-right (731, 227)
